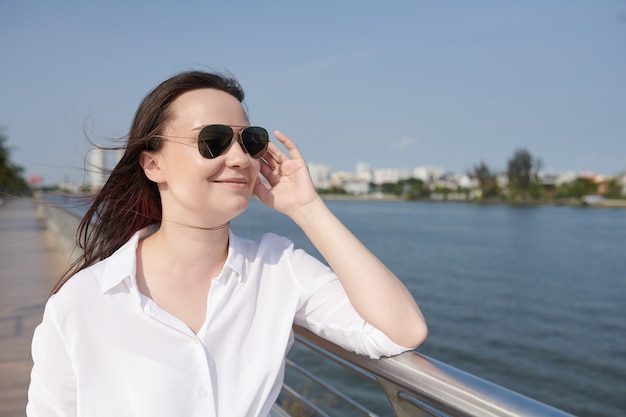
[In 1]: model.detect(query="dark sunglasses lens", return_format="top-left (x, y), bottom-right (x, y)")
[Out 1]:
top-left (197, 125), bottom-right (233, 158)
top-left (241, 127), bottom-right (269, 159)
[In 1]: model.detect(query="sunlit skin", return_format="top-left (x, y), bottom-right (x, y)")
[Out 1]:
top-left (135, 88), bottom-right (428, 346)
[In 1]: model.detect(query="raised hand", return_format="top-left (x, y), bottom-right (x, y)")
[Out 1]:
top-left (254, 131), bottom-right (426, 349)
top-left (254, 130), bottom-right (322, 218)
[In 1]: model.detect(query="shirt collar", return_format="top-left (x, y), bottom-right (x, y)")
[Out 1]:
top-left (100, 225), bottom-right (247, 294)
top-left (226, 228), bottom-right (246, 282)
top-left (100, 225), bottom-right (157, 294)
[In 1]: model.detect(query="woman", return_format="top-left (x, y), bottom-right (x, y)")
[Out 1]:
top-left (28, 70), bottom-right (427, 417)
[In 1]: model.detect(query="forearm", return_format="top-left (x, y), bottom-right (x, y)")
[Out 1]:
top-left (290, 197), bottom-right (427, 348)
top-left (257, 131), bottom-right (426, 346)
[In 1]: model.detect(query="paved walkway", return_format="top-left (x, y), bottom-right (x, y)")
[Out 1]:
top-left (0, 197), bottom-right (72, 417)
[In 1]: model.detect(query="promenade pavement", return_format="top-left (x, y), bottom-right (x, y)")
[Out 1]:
top-left (0, 197), bottom-right (72, 417)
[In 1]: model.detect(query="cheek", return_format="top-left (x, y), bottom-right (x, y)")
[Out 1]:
top-left (163, 147), bottom-right (214, 176)
top-left (249, 161), bottom-right (263, 186)
top-left (251, 159), bottom-right (262, 175)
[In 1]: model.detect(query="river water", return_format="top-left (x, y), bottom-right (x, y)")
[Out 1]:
top-left (231, 199), bottom-right (626, 416)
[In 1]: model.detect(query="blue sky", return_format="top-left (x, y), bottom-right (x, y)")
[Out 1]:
top-left (1, 1), bottom-right (625, 185)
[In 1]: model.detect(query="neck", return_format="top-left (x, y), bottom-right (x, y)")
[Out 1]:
top-left (140, 220), bottom-right (231, 281)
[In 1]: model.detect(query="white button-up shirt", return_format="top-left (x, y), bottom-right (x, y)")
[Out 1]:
top-left (28, 227), bottom-right (409, 417)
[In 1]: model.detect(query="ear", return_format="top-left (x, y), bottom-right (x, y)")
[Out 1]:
top-left (140, 150), bottom-right (166, 183)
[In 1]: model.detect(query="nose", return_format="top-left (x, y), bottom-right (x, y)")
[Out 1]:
top-left (223, 134), bottom-right (250, 167)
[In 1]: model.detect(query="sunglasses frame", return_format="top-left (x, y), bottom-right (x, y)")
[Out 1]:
top-left (153, 124), bottom-right (269, 159)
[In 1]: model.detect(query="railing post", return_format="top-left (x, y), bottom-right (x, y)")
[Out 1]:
top-left (377, 379), bottom-right (431, 417)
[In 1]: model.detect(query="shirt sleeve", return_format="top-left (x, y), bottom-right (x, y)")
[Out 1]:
top-left (272, 235), bottom-right (413, 359)
top-left (27, 297), bottom-right (77, 417)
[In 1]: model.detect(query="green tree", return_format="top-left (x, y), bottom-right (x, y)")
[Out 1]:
top-left (556, 177), bottom-right (598, 199)
top-left (379, 178), bottom-right (428, 199)
top-left (0, 128), bottom-right (31, 196)
top-left (507, 149), bottom-right (541, 201)
top-left (470, 161), bottom-right (499, 199)
top-left (316, 186), bottom-right (347, 195)
top-left (401, 177), bottom-right (428, 200)
top-left (603, 179), bottom-right (624, 199)
top-left (380, 182), bottom-right (403, 196)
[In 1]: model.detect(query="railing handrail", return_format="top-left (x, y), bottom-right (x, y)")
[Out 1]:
top-left (291, 326), bottom-right (575, 417)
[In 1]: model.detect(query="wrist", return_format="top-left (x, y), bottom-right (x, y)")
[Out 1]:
top-left (289, 196), bottom-right (327, 227)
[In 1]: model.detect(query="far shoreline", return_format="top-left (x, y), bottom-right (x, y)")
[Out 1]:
top-left (318, 194), bottom-right (626, 209)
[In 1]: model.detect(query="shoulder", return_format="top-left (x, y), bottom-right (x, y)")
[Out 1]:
top-left (232, 232), bottom-right (323, 268)
top-left (230, 231), bottom-right (332, 281)
top-left (234, 231), bottom-right (294, 248)
top-left (231, 232), bottom-right (295, 260)
top-left (46, 260), bottom-right (107, 314)
top-left (52, 226), bottom-right (146, 305)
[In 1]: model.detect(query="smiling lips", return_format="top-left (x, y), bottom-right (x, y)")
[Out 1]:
top-left (215, 178), bottom-right (248, 186)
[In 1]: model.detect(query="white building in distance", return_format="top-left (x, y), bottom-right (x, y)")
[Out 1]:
top-left (308, 162), bottom-right (333, 189)
top-left (373, 168), bottom-right (412, 184)
top-left (88, 148), bottom-right (108, 190)
top-left (413, 166), bottom-right (444, 182)
top-left (355, 162), bottom-right (374, 183)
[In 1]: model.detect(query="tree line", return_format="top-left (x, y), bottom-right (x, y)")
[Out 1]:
top-left (470, 149), bottom-right (623, 202)
top-left (0, 128), bottom-right (31, 196)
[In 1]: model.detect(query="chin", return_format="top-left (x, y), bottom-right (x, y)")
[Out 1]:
top-left (224, 198), bottom-right (251, 218)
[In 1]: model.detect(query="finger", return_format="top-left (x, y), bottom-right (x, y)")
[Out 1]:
top-left (265, 142), bottom-right (284, 162)
top-left (253, 177), bottom-right (272, 205)
top-left (262, 142), bottom-right (287, 169)
top-left (259, 158), bottom-right (276, 180)
top-left (274, 130), bottom-right (304, 160)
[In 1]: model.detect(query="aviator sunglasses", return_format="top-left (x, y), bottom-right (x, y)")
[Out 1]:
top-left (154, 124), bottom-right (269, 159)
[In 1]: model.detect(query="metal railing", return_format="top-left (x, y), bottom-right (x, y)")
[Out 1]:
top-left (272, 326), bottom-right (575, 417)
top-left (38, 199), bottom-right (575, 417)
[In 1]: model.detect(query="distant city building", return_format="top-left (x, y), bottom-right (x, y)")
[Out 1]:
top-left (112, 148), bottom-right (124, 167)
top-left (373, 168), bottom-right (412, 184)
top-left (88, 148), bottom-right (108, 190)
top-left (496, 173), bottom-right (509, 188)
top-left (538, 171), bottom-right (560, 185)
top-left (453, 174), bottom-right (476, 189)
top-left (304, 159), bottom-right (623, 200)
top-left (554, 170), bottom-right (578, 185)
top-left (343, 179), bottom-right (370, 195)
top-left (579, 171), bottom-right (608, 184)
top-left (355, 162), bottom-right (373, 183)
top-left (308, 162), bottom-right (333, 189)
top-left (413, 166), bottom-right (444, 182)
top-left (330, 170), bottom-right (355, 186)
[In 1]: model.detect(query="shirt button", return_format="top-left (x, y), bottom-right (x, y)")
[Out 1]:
top-left (199, 388), bottom-right (209, 398)
top-left (192, 339), bottom-right (200, 346)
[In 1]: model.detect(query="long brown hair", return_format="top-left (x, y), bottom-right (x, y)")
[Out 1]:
top-left (52, 70), bottom-right (245, 294)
